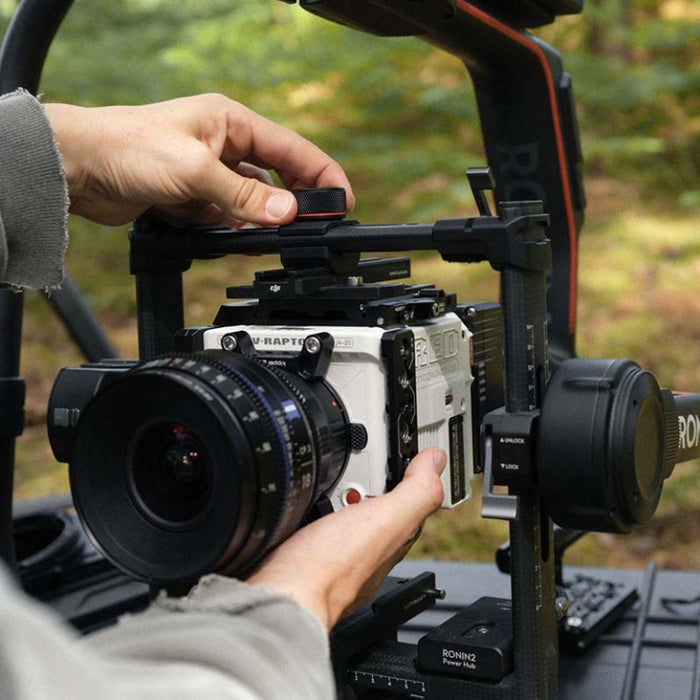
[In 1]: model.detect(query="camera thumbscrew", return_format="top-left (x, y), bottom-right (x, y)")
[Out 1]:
top-left (221, 334), bottom-right (238, 352)
top-left (304, 336), bottom-right (322, 354)
top-left (421, 587), bottom-right (447, 601)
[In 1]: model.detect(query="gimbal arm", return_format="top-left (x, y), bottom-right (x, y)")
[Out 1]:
top-left (288, 0), bottom-right (585, 361)
top-left (0, 0), bottom-right (75, 574)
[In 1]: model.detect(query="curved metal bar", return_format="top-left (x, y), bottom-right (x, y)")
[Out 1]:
top-left (0, 0), bottom-right (116, 571)
top-left (0, 0), bottom-right (74, 94)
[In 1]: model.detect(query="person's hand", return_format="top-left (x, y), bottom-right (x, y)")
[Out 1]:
top-left (246, 448), bottom-right (446, 630)
top-left (44, 93), bottom-right (354, 227)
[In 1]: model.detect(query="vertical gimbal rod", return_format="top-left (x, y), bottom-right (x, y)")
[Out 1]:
top-left (498, 201), bottom-right (557, 700)
top-left (129, 216), bottom-right (190, 360)
top-left (134, 273), bottom-right (185, 360)
top-left (0, 296), bottom-right (24, 572)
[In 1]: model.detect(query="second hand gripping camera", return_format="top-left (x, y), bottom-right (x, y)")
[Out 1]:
top-left (47, 187), bottom-right (504, 588)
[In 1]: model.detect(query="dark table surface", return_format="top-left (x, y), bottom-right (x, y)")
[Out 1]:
top-left (15, 495), bottom-right (700, 699)
top-left (391, 559), bottom-right (700, 700)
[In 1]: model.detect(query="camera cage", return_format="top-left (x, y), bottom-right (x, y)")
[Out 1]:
top-left (1, 2), bottom-right (699, 699)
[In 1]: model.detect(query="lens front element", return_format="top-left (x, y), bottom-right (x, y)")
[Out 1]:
top-left (129, 421), bottom-right (213, 527)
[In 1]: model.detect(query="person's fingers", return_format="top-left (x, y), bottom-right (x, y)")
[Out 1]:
top-left (377, 447), bottom-right (446, 537)
top-left (215, 99), bottom-right (355, 211)
top-left (195, 158), bottom-right (298, 226)
top-left (301, 447), bottom-right (445, 567)
top-left (246, 449), bottom-right (446, 628)
top-left (234, 162), bottom-right (274, 185)
top-left (47, 94), bottom-right (353, 227)
top-left (170, 95), bottom-right (352, 200)
top-left (153, 201), bottom-right (241, 227)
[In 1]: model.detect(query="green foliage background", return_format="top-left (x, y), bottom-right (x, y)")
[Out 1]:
top-left (3, 0), bottom-right (696, 214)
top-left (1, 0), bottom-right (698, 568)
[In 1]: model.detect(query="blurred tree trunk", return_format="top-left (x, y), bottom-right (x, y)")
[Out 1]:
top-left (586, 0), bottom-right (632, 59)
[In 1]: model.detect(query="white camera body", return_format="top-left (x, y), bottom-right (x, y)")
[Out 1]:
top-left (202, 311), bottom-right (473, 510)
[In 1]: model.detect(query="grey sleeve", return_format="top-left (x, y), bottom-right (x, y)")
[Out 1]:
top-left (87, 575), bottom-right (335, 700)
top-left (0, 89), bottom-right (68, 289)
top-left (0, 568), bottom-right (334, 700)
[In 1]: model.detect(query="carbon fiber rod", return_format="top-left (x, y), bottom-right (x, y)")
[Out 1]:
top-left (498, 203), bottom-right (557, 700)
top-left (190, 223), bottom-right (438, 256)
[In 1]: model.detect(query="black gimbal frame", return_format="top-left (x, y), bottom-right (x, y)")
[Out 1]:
top-left (0, 0), bottom-right (117, 572)
top-left (125, 178), bottom-right (698, 700)
top-left (1, 2), bottom-right (699, 699)
top-left (130, 176), bottom-right (558, 697)
top-left (126, 173), bottom-right (699, 699)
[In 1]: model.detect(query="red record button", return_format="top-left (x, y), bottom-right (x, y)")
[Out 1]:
top-left (343, 487), bottom-right (363, 505)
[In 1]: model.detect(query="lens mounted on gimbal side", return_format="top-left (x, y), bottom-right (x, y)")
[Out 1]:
top-left (68, 352), bottom-right (349, 587)
top-left (537, 358), bottom-right (677, 533)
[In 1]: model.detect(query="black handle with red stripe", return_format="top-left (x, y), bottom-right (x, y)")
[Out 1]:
top-left (293, 0), bottom-right (585, 363)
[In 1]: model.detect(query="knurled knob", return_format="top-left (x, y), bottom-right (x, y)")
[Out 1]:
top-left (293, 188), bottom-right (347, 220)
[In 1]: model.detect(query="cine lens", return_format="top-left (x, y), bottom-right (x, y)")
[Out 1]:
top-left (69, 351), bottom-right (349, 586)
top-left (129, 422), bottom-right (213, 526)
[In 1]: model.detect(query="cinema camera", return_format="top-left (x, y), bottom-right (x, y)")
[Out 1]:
top-left (46, 184), bottom-right (504, 587)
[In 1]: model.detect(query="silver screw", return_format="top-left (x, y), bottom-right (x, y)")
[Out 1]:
top-left (422, 587), bottom-right (446, 601)
top-left (555, 595), bottom-right (570, 619)
top-left (221, 335), bottom-right (237, 351)
top-left (304, 336), bottom-right (322, 354)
